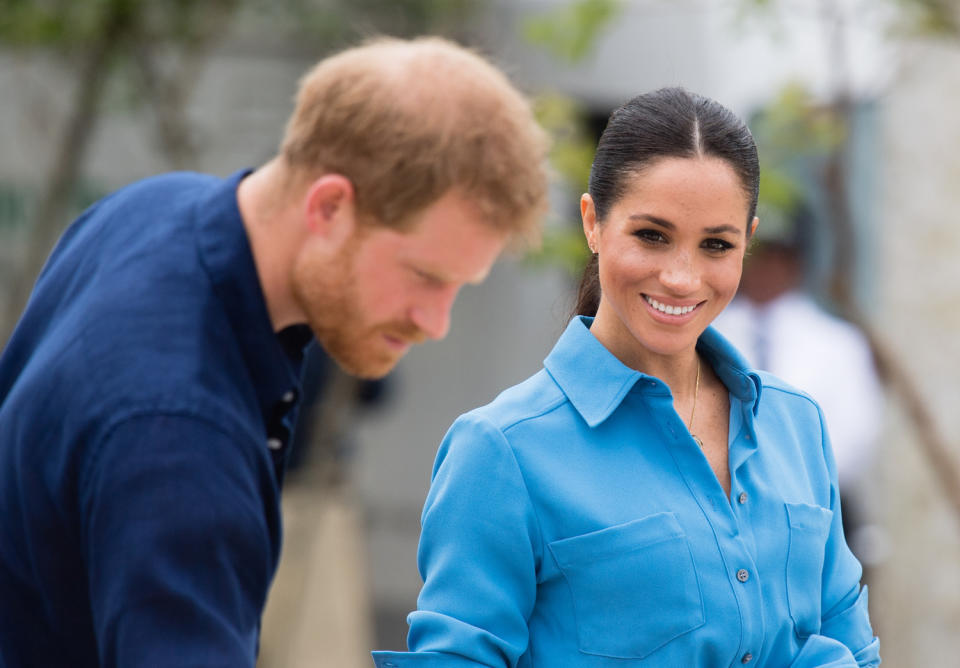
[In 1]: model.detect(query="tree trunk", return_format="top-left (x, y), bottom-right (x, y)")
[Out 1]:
top-left (818, 0), bottom-right (960, 530)
top-left (3, 1), bottom-right (132, 344)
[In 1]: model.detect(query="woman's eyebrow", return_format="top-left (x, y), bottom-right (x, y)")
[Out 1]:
top-left (628, 213), bottom-right (674, 229)
top-left (703, 224), bottom-right (742, 235)
top-left (629, 214), bottom-right (741, 236)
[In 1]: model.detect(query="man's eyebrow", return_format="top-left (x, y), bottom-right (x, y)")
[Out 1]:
top-left (406, 261), bottom-right (490, 286)
top-left (628, 214), bottom-right (741, 235)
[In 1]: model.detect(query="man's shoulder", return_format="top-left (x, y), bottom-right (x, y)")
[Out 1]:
top-left (109, 170), bottom-right (220, 201)
top-left (2, 167), bottom-right (273, 447)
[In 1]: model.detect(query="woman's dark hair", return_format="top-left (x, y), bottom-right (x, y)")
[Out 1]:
top-left (573, 87), bottom-right (760, 317)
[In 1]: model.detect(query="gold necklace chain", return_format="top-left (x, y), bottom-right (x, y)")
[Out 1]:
top-left (688, 358), bottom-right (704, 448)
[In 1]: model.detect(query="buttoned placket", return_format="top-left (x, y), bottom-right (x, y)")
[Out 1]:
top-left (652, 381), bottom-right (766, 667)
top-left (265, 387), bottom-right (300, 485)
top-left (726, 400), bottom-right (764, 667)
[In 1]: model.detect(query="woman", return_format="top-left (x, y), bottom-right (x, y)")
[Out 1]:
top-left (373, 88), bottom-right (879, 667)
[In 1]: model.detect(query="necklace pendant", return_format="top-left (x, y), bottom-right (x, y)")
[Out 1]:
top-left (692, 434), bottom-right (704, 449)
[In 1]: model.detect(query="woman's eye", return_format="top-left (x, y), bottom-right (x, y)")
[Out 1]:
top-left (634, 229), bottom-right (667, 244)
top-left (702, 238), bottom-right (734, 252)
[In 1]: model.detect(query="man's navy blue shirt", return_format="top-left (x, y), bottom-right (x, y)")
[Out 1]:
top-left (0, 170), bottom-right (312, 667)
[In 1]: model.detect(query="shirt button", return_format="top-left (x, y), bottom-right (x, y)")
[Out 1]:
top-left (738, 492), bottom-right (748, 504)
top-left (267, 437), bottom-right (284, 451)
top-left (745, 434), bottom-right (751, 440)
top-left (281, 390), bottom-right (296, 404)
top-left (742, 652), bottom-right (753, 663)
top-left (737, 568), bottom-right (750, 582)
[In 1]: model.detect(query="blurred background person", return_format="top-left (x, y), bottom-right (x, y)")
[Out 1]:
top-left (713, 200), bottom-right (887, 576)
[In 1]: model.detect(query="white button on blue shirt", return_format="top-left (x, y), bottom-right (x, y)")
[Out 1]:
top-left (373, 316), bottom-right (879, 667)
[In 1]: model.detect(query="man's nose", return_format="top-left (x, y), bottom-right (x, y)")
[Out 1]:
top-left (410, 286), bottom-right (459, 341)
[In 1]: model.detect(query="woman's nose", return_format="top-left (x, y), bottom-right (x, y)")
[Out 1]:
top-left (659, 252), bottom-right (701, 294)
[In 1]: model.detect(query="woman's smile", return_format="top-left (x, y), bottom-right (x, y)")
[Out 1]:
top-left (643, 294), bottom-right (704, 320)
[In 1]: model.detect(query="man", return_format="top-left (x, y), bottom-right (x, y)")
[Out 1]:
top-left (0, 36), bottom-right (549, 666)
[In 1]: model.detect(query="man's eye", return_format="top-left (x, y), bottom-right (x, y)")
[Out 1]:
top-left (414, 269), bottom-right (442, 286)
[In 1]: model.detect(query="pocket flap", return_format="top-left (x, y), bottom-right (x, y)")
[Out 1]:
top-left (549, 512), bottom-right (684, 567)
top-left (786, 502), bottom-right (833, 534)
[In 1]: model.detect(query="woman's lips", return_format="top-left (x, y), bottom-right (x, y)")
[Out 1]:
top-left (643, 294), bottom-right (703, 322)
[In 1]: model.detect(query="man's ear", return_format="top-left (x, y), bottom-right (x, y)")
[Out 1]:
top-left (303, 174), bottom-right (357, 246)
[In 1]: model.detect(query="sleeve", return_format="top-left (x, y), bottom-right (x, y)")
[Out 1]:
top-left (789, 633), bottom-right (864, 667)
top-left (814, 405), bottom-right (881, 667)
top-left (372, 414), bottom-right (541, 668)
top-left (79, 413), bottom-right (278, 668)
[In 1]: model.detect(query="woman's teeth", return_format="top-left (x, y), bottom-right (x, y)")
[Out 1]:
top-left (645, 296), bottom-right (696, 315)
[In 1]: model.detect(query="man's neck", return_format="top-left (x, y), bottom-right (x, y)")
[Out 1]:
top-left (236, 159), bottom-right (308, 331)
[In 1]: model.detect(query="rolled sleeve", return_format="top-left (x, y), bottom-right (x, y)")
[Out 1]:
top-left (80, 413), bottom-right (278, 668)
top-left (789, 633), bottom-right (860, 667)
top-left (372, 650), bottom-right (491, 667)
top-left (374, 414), bottom-right (541, 668)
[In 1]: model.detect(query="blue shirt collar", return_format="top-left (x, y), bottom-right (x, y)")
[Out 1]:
top-left (697, 325), bottom-right (763, 416)
top-left (194, 169), bottom-right (313, 419)
top-left (544, 316), bottom-right (762, 427)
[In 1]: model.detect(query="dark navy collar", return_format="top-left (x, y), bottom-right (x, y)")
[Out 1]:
top-left (193, 169), bottom-right (312, 420)
top-left (544, 316), bottom-right (762, 427)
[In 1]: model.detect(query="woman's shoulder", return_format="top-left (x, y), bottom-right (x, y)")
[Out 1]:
top-left (755, 370), bottom-right (823, 415)
top-left (457, 367), bottom-right (571, 436)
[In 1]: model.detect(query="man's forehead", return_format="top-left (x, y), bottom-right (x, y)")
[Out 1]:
top-left (404, 235), bottom-right (502, 284)
top-left (403, 224), bottom-right (505, 281)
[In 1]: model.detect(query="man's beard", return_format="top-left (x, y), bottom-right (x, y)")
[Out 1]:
top-left (291, 246), bottom-right (423, 379)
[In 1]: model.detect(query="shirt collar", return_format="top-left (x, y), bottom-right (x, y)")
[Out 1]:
top-left (543, 316), bottom-right (644, 428)
top-left (194, 169), bottom-right (312, 419)
top-left (544, 316), bottom-right (763, 427)
top-left (696, 326), bottom-right (763, 416)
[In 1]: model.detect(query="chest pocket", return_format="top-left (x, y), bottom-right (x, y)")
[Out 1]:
top-left (785, 502), bottom-right (834, 638)
top-left (548, 512), bottom-right (705, 660)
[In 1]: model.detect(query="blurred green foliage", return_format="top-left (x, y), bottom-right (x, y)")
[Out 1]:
top-left (520, 1), bottom-right (622, 278)
top-left (522, 0), bottom-right (621, 64)
top-left (739, 0), bottom-right (960, 37)
top-left (0, 0), bottom-right (240, 48)
top-left (534, 94), bottom-right (596, 195)
top-left (751, 82), bottom-right (845, 223)
top-left (240, 0), bottom-right (479, 48)
top-left (0, 0), bottom-right (482, 52)
top-left (893, 0), bottom-right (960, 36)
